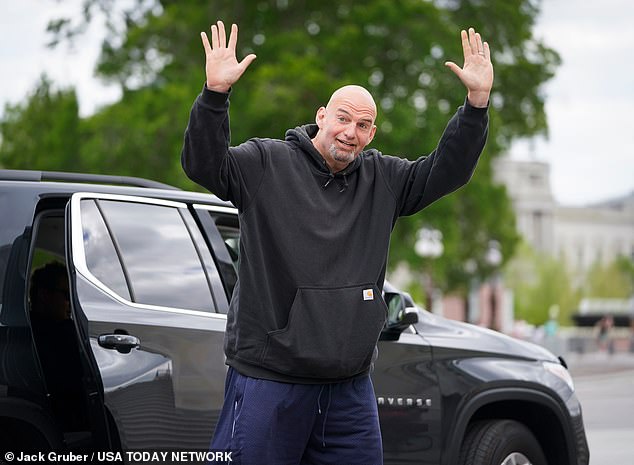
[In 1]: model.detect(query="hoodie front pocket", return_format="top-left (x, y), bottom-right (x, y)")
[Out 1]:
top-left (261, 284), bottom-right (387, 379)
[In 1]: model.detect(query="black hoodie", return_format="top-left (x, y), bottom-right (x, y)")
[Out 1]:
top-left (182, 86), bottom-right (488, 384)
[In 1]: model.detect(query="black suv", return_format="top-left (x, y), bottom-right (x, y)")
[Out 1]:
top-left (0, 170), bottom-right (589, 465)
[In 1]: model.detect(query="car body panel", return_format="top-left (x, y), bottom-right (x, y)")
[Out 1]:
top-left (374, 333), bottom-right (441, 465)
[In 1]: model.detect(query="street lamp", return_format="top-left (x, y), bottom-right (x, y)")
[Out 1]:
top-left (415, 228), bottom-right (444, 312)
top-left (485, 240), bottom-right (502, 268)
top-left (415, 228), bottom-right (444, 259)
top-left (464, 258), bottom-right (478, 323)
top-left (485, 240), bottom-right (503, 330)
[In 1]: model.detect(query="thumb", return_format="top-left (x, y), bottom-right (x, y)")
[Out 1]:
top-left (444, 61), bottom-right (462, 78)
top-left (239, 54), bottom-right (257, 72)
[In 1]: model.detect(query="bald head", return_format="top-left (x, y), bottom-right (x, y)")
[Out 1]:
top-left (326, 85), bottom-right (377, 119)
top-left (312, 85), bottom-right (378, 173)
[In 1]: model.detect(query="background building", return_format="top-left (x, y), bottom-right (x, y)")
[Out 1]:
top-left (493, 156), bottom-right (634, 276)
top-left (392, 156), bottom-right (632, 334)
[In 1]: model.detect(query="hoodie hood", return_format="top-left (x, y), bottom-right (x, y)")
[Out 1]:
top-left (285, 124), bottom-right (363, 192)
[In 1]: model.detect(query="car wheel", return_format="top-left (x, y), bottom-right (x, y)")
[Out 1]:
top-left (458, 419), bottom-right (547, 465)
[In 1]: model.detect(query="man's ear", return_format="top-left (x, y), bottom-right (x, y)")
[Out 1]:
top-left (368, 125), bottom-right (377, 144)
top-left (315, 107), bottom-right (326, 129)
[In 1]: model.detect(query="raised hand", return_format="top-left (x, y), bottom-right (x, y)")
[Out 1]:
top-left (200, 21), bottom-right (256, 93)
top-left (445, 28), bottom-right (494, 108)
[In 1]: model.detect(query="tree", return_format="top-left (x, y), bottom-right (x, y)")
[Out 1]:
top-left (46, 0), bottom-right (558, 166)
top-left (0, 75), bottom-right (81, 171)
top-left (505, 242), bottom-right (579, 325)
top-left (13, 0), bottom-right (560, 311)
top-left (585, 257), bottom-right (634, 299)
top-left (77, 83), bottom-right (194, 184)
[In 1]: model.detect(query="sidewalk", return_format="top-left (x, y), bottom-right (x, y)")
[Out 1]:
top-left (565, 351), bottom-right (634, 378)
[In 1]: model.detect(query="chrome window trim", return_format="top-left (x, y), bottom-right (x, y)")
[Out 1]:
top-left (70, 192), bottom-right (227, 320)
top-left (193, 204), bottom-right (239, 216)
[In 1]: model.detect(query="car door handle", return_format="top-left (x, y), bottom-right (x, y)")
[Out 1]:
top-left (98, 334), bottom-right (140, 354)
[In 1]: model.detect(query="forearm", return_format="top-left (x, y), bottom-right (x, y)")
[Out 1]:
top-left (392, 99), bottom-right (488, 216)
top-left (425, 99), bottom-right (488, 194)
top-left (181, 86), bottom-right (233, 198)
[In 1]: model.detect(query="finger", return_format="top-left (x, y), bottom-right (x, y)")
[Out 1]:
top-left (468, 27), bottom-right (477, 55)
top-left (238, 53), bottom-right (257, 73)
top-left (228, 23), bottom-right (238, 51)
top-left (233, 54), bottom-right (257, 83)
top-left (200, 32), bottom-right (212, 56)
top-left (445, 61), bottom-right (462, 77)
top-left (460, 29), bottom-right (470, 59)
top-left (475, 32), bottom-right (484, 54)
top-left (218, 20), bottom-right (227, 49)
top-left (211, 24), bottom-right (219, 49)
top-left (483, 41), bottom-right (491, 61)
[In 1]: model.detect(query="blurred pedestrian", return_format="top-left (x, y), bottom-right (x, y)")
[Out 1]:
top-left (629, 297), bottom-right (634, 353)
top-left (595, 314), bottom-right (614, 354)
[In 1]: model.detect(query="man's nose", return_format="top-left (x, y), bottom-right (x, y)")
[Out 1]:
top-left (342, 123), bottom-right (355, 139)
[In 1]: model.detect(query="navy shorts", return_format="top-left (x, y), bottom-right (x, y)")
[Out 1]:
top-left (210, 367), bottom-right (383, 465)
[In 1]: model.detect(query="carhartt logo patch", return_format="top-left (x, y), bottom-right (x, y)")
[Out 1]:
top-left (363, 289), bottom-right (374, 301)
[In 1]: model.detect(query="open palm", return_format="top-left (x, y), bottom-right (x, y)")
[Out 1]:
top-left (445, 28), bottom-right (494, 107)
top-left (201, 21), bottom-right (256, 93)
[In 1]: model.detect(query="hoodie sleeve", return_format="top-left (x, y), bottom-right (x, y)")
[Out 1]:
top-left (378, 99), bottom-right (488, 217)
top-left (181, 86), bottom-right (267, 211)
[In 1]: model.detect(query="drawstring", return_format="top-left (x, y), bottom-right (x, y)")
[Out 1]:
top-left (322, 173), bottom-right (335, 189)
top-left (317, 385), bottom-right (332, 447)
top-left (317, 385), bottom-right (324, 413)
top-left (321, 172), bottom-right (348, 192)
top-left (338, 174), bottom-right (349, 193)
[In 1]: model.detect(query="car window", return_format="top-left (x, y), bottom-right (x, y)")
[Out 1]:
top-left (27, 210), bottom-right (72, 315)
top-left (217, 225), bottom-right (240, 271)
top-left (81, 200), bottom-right (131, 300)
top-left (81, 199), bottom-right (215, 312)
top-left (30, 211), bottom-right (66, 268)
top-left (191, 206), bottom-right (238, 304)
top-left (211, 212), bottom-right (240, 272)
top-left (181, 210), bottom-right (228, 311)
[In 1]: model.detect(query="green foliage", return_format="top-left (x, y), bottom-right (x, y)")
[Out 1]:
top-left (3, 0), bottom-right (562, 305)
top-left (585, 257), bottom-right (634, 299)
top-left (78, 82), bottom-right (194, 185)
top-left (389, 159), bottom-right (521, 295)
top-left (505, 242), bottom-right (580, 326)
top-left (0, 75), bottom-right (81, 171)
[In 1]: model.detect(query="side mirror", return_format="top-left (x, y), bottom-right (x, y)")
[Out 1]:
top-left (397, 307), bottom-right (419, 326)
top-left (381, 296), bottom-right (419, 341)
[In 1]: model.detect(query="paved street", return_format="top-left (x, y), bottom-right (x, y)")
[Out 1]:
top-left (566, 352), bottom-right (634, 465)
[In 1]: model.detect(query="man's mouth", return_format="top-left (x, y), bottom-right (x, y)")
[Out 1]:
top-left (336, 139), bottom-right (356, 149)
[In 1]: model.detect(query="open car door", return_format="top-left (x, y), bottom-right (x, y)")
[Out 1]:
top-left (66, 192), bottom-right (228, 451)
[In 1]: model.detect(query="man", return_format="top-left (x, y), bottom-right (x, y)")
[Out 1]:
top-left (29, 261), bottom-right (85, 430)
top-left (182, 20), bottom-right (492, 465)
top-left (30, 261), bottom-right (71, 322)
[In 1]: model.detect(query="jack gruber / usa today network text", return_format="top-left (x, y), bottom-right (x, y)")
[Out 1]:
top-left (3, 450), bottom-right (233, 463)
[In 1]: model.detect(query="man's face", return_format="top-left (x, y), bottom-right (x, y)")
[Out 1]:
top-left (45, 276), bottom-right (71, 320)
top-left (313, 87), bottom-right (377, 172)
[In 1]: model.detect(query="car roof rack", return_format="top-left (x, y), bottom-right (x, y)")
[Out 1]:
top-left (0, 169), bottom-right (180, 190)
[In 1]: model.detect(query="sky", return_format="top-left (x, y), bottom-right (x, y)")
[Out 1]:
top-left (1, 0), bottom-right (633, 207)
